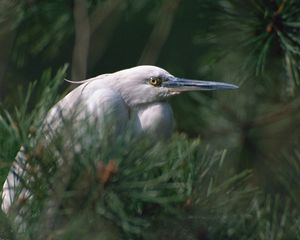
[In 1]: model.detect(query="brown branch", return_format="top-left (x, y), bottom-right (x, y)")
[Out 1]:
top-left (88, 0), bottom-right (125, 69)
top-left (253, 102), bottom-right (300, 128)
top-left (266, 0), bottom-right (287, 33)
top-left (206, 100), bottom-right (300, 140)
top-left (138, 0), bottom-right (181, 65)
top-left (89, 0), bottom-right (123, 35)
top-left (71, 0), bottom-right (90, 80)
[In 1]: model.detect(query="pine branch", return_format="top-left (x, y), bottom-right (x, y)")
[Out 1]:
top-left (199, 0), bottom-right (300, 89)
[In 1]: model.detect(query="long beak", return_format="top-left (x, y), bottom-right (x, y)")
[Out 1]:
top-left (163, 78), bottom-right (239, 92)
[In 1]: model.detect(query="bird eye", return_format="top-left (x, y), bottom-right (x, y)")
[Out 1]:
top-left (149, 77), bottom-right (162, 87)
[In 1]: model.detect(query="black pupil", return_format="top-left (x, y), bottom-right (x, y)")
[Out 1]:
top-left (151, 78), bottom-right (161, 86)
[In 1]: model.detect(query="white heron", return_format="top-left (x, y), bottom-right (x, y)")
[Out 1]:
top-left (1, 65), bottom-right (238, 214)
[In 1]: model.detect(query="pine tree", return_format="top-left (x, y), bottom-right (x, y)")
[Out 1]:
top-left (1, 0), bottom-right (300, 239)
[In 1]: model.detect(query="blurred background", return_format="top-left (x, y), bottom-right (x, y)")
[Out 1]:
top-left (1, 0), bottom-right (300, 239)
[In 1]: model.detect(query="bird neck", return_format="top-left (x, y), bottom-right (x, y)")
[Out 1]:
top-left (133, 101), bottom-right (174, 141)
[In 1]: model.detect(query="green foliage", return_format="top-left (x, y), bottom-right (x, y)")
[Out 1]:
top-left (1, 0), bottom-right (300, 239)
top-left (197, 0), bottom-right (300, 85)
top-left (0, 65), bottom-right (67, 185)
top-left (0, 67), bottom-right (298, 239)
top-left (12, 1), bottom-right (73, 66)
top-left (0, 69), bottom-right (253, 239)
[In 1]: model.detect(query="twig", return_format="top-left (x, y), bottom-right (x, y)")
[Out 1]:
top-left (71, 0), bottom-right (90, 80)
top-left (88, 0), bottom-right (125, 69)
top-left (266, 0), bottom-right (287, 33)
top-left (138, 0), bottom-right (180, 64)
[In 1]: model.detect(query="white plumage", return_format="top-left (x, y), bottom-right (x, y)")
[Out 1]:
top-left (1, 65), bottom-right (238, 213)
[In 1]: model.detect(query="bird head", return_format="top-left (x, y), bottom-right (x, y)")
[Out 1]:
top-left (113, 65), bottom-right (238, 107)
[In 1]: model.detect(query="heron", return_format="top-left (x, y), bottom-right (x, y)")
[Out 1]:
top-left (1, 65), bottom-right (238, 214)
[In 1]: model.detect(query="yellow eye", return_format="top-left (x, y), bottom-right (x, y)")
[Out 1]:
top-left (149, 77), bottom-right (162, 87)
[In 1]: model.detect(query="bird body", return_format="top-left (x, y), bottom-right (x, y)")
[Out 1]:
top-left (44, 66), bottom-right (177, 141)
top-left (2, 65), bottom-right (238, 213)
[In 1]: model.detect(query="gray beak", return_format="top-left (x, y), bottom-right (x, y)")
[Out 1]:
top-left (163, 78), bottom-right (239, 92)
